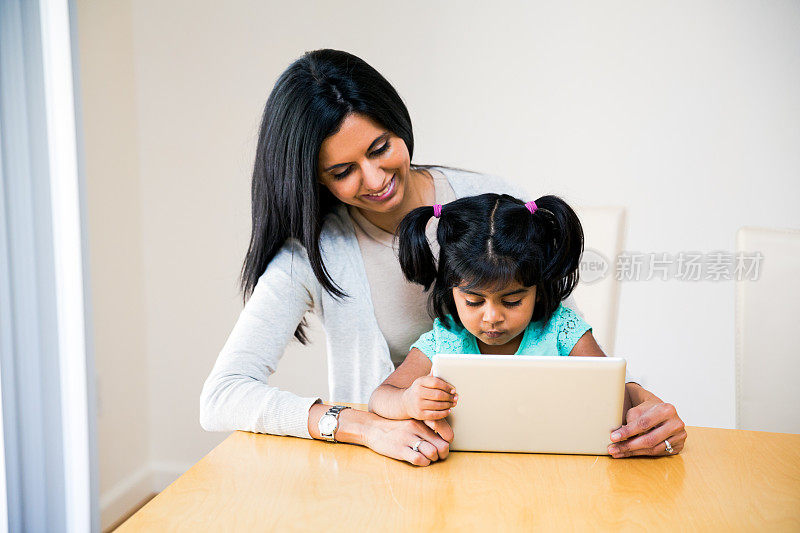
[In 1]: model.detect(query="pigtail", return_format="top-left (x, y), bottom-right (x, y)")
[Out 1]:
top-left (397, 205), bottom-right (439, 290)
top-left (397, 192), bottom-right (585, 327)
top-left (528, 195), bottom-right (584, 317)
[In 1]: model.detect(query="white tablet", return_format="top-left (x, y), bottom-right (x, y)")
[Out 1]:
top-left (431, 355), bottom-right (626, 455)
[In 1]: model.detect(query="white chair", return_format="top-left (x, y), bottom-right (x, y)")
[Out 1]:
top-left (572, 207), bottom-right (626, 355)
top-left (736, 227), bottom-right (800, 434)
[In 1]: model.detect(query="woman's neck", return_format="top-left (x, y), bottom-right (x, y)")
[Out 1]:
top-left (356, 167), bottom-right (435, 234)
top-left (477, 331), bottom-right (525, 356)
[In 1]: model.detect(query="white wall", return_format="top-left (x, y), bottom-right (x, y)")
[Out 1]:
top-left (77, 0), bottom-right (800, 524)
top-left (74, 0), bottom-right (152, 527)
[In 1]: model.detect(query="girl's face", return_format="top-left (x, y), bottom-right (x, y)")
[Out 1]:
top-left (317, 112), bottom-right (416, 216)
top-left (452, 280), bottom-right (537, 351)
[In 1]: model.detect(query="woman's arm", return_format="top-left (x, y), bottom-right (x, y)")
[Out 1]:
top-left (299, 402), bottom-right (453, 466)
top-left (200, 239), bottom-right (323, 437)
top-left (567, 330), bottom-right (687, 457)
top-left (199, 240), bottom-right (454, 465)
top-left (608, 383), bottom-right (687, 457)
top-left (368, 348), bottom-right (457, 420)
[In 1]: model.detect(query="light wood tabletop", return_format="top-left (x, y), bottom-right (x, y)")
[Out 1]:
top-left (119, 410), bottom-right (800, 532)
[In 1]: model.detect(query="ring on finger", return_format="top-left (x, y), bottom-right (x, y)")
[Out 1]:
top-left (664, 439), bottom-right (674, 454)
top-left (411, 439), bottom-right (424, 453)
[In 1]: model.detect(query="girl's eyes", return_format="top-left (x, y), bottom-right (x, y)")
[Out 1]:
top-left (330, 142), bottom-right (391, 180)
top-left (464, 300), bottom-right (523, 308)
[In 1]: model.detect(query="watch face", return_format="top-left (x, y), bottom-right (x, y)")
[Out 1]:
top-left (319, 415), bottom-right (337, 435)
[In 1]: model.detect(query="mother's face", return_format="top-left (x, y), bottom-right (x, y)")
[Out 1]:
top-left (317, 112), bottom-right (413, 215)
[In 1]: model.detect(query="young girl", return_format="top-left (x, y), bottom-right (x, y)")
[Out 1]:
top-left (368, 193), bottom-right (606, 426)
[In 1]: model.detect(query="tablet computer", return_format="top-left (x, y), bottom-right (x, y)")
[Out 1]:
top-left (431, 355), bottom-right (626, 455)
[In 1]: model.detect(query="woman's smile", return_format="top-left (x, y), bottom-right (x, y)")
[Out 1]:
top-left (362, 175), bottom-right (396, 202)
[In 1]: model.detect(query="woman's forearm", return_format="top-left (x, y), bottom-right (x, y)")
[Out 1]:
top-left (307, 402), bottom-right (375, 445)
top-left (368, 384), bottom-right (410, 420)
top-left (201, 239), bottom-right (322, 438)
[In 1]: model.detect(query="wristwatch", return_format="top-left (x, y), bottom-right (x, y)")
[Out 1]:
top-left (318, 405), bottom-right (350, 442)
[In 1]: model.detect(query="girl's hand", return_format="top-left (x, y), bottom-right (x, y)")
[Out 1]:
top-left (363, 417), bottom-right (452, 467)
top-left (608, 399), bottom-right (687, 458)
top-left (401, 376), bottom-right (457, 420)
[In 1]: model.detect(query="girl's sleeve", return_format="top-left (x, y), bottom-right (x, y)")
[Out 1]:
top-left (411, 318), bottom-right (475, 359)
top-left (561, 294), bottom-right (585, 319)
top-left (555, 305), bottom-right (592, 357)
top-left (410, 329), bottom-right (437, 361)
top-left (199, 238), bottom-right (323, 439)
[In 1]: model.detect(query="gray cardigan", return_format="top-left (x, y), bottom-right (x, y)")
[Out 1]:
top-left (199, 166), bottom-right (580, 438)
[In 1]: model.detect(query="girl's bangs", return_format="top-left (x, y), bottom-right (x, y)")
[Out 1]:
top-left (452, 254), bottom-right (524, 293)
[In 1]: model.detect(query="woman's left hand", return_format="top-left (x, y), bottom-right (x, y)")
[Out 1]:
top-left (608, 399), bottom-right (687, 458)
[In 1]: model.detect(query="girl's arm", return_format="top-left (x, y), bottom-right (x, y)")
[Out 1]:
top-left (567, 331), bottom-right (635, 413)
top-left (369, 348), bottom-right (456, 420)
top-left (568, 331), bottom-right (634, 413)
top-left (568, 330), bottom-right (606, 357)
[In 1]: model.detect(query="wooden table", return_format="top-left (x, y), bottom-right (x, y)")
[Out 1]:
top-left (119, 415), bottom-right (800, 531)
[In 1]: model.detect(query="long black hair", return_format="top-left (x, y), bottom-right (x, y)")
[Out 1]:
top-left (397, 193), bottom-right (584, 328)
top-left (242, 49), bottom-right (416, 342)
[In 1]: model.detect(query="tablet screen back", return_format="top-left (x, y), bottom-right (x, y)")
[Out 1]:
top-left (431, 355), bottom-right (626, 455)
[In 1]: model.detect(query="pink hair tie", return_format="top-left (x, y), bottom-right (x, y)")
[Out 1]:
top-left (525, 201), bottom-right (538, 214)
top-left (433, 204), bottom-right (442, 218)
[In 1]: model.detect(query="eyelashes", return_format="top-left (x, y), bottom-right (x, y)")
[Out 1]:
top-left (330, 142), bottom-right (391, 180)
top-left (464, 300), bottom-right (523, 308)
top-left (371, 142), bottom-right (390, 156)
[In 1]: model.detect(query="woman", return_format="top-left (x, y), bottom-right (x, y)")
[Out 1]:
top-left (200, 49), bottom-right (687, 465)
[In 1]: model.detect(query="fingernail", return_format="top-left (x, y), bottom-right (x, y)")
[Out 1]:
top-left (451, 389), bottom-right (456, 394)
top-left (454, 394), bottom-right (458, 401)
top-left (611, 432), bottom-right (621, 441)
top-left (449, 408), bottom-right (453, 413)
top-left (608, 446), bottom-right (618, 454)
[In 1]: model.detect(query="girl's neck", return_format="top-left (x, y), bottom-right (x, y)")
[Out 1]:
top-left (476, 331), bottom-right (525, 356)
top-left (356, 167), bottom-right (434, 234)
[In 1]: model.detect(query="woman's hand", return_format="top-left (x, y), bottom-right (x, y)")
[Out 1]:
top-left (363, 416), bottom-right (454, 467)
top-left (401, 376), bottom-right (458, 420)
top-left (608, 384), bottom-right (687, 458)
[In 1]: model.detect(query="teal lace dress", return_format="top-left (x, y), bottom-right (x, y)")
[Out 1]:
top-left (410, 303), bottom-right (591, 359)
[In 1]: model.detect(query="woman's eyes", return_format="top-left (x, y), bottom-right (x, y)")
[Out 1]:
top-left (331, 168), bottom-right (351, 180)
top-left (330, 143), bottom-right (391, 180)
top-left (372, 142), bottom-right (390, 156)
top-left (464, 300), bottom-right (523, 308)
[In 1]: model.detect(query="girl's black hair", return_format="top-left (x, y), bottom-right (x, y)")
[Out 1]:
top-left (241, 49), bottom-right (417, 343)
top-left (397, 193), bottom-right (584, 328)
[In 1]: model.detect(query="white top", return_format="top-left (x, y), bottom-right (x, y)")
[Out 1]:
top-left (348, 168), bottom-right (457, 367)
top-left (199, 166), bottom-right (582, 439)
